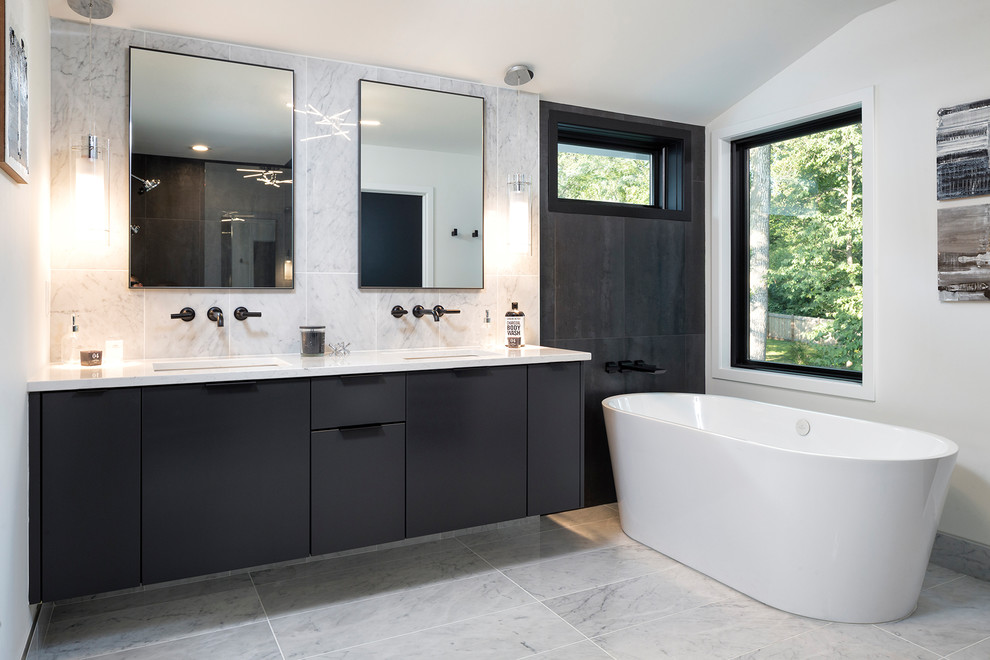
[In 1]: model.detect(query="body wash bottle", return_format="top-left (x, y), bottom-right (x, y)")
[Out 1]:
top-left (61, 315), bottom-right (80, 365)
top-left (505, 302), bottom-right (525, 348)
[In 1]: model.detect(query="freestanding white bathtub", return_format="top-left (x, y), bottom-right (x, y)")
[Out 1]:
top-left (602, 393), bottom-right (958, 623)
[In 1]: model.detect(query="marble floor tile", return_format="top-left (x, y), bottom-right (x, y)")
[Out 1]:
top-left (450, 517), bottom-right (545, 547)
top-left (251, 537), bottom-right (466, 586)
top-left (51, 574), bottom-right (256, 623)
top-left (539, 504), bottom-right (620, 532)
top-left (269, 571), bottom-right (535, 659)
top-left (463, 516), bottom-right (633, 569)
top-left (256, 541), bottom-right (495, 618)
top-left (40, 575), bottom-right (265, 659)
top-left (520, 640), bottom-right (614, 659)
top-left (503, 542), bottom-right (680, 600)
top-left (948, 635), bottom-right (990, 659)
top-left (879, 576), bottom-right (990, 656)
top-left (592, 594), bottom-right (827, 660)
top-left (310, 603), bottom-right (584, 659)
top-left (923, 562), bottom-right (965, 591)
top-left (544, 564), bottom-right (737, 638)
top-left (91, 622), bottom-right (282, 660)
top-left (736, 622), bottom-right (941, 659)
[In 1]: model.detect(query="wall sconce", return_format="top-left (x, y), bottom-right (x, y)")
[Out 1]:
top-left (507, 174), bottom-right (532, 254)
top-left (68, 0), bottom-right (114, 244)
top-left (71, 134), bottom-right (110, 242)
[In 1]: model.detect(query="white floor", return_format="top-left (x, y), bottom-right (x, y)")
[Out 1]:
top-left (31, 504), bottom-right (990, 659)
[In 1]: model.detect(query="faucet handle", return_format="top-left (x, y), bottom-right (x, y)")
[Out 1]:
top-left (170, 307), bottom-right (195, 322)
top-left (234, 306), bottom-right (262, 321)
top-left (433, 305), bottom-right (460, 317)
top-left (391, 305), bottom-right (409, 318)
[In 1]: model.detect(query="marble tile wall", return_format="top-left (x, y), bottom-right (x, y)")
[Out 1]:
top-left (48, 19), bottom-right (540, 362)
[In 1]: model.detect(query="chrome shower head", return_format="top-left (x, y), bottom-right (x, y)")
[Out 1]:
top-left (67, 0), bottom-right (114, 20)
top-left (131, 173), bottom-right (160, 194)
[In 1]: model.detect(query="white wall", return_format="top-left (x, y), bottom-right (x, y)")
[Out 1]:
top-left (362, 144), bottom-right (483, 287)
top-left (1, 2), bottom-right (50, 657)
top-left (707, 0), bottom-right (990, 546)
top-left (49, 20), bottom-right (540, 359)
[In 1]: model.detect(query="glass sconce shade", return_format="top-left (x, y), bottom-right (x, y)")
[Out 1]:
top-left (507, 173), bottom-right (531, 254)
top-left (71, 134), bottom-right (110, 239)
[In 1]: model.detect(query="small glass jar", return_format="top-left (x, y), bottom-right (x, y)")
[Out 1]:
top-left (299, 325), bottom-right (326, 356)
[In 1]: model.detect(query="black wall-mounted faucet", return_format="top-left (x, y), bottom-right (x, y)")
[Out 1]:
top-left (412, 304), bottom-right (461, 322)
top-left (604, 360), bottom-right (666, 374)
top-left (207, 306), bottom-right (224, 328)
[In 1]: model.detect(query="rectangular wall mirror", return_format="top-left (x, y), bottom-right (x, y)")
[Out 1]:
top-left (129, 48), bottom-right (294, 288)
top-left (359, 81), bottom-right (484, 288)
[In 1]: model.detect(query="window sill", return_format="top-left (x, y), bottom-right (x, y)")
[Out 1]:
top-left (712, 363), bottom-right (875, 401)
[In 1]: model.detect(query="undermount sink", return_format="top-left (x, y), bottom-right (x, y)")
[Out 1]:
top-left (152, 356), bottom-right (290, 372)
top-left (392, 349), bottom-right (499, 361)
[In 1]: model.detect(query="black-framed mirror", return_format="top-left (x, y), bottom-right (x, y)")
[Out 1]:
top-left (359, 81), bottom-right (484, 288)
top-left (129, 48), bottom-right (294, 288)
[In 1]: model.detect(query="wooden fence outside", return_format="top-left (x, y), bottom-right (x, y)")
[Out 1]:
top-left (767, 313), bottom-right (834, 344)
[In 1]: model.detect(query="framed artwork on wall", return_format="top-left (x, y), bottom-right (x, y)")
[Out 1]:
top-left (1, 0), bottom-right (29, 184)
top-left (937, 203), bottom-right (990, 301)
top-left (936, 98), bottom-right (990, 201)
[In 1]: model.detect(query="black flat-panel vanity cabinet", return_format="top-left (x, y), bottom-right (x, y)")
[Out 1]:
top-left (405, 366), bottom-right (528, 536)
top-left (527, 362), bottom-right (584, 515)
top-left (141, 379), bottom-right (309, 584)
top-left (36, 388), bottom-right (142, 601)
top-left (311, 374), bottom-right (406, 555)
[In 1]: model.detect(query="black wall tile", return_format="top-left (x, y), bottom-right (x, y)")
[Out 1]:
top-left (552, 214), bottom-right (625, 340)
top-left (624, 218), bottom-right (687, 337)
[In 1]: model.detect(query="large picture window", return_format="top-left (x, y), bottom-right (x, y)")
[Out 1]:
top-left (730, 109), bottom-right (863, 382)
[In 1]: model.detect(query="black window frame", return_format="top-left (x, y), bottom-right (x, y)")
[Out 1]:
top-left (547, 109), bottom-right (691, 221)
top-left (730, 108), bottom-right (863, 383)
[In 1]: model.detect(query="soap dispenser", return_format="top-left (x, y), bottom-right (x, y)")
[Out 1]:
top-left (61, 314), bottom-right (80, 365)
top-left (505, 302), bottom-right (525, 348)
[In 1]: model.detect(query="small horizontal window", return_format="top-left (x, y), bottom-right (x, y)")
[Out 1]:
top-left (547, 110), bottom-right (690, 221)
top-left (558, 142), bottom-right (654, 206)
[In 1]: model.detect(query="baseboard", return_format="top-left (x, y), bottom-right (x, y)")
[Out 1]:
top-left (21, 602), bottom-right (51, 660)
top-left (931, 532), bottom-right (990, 582)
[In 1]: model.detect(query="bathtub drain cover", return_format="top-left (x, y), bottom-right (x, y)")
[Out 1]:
top-left (795, 419), bottom-right (811, 436)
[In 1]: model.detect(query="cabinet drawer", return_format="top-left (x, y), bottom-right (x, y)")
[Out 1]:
top-left (311, 423), bottom-right (405, 555)
top-left (311, 373), bottom-right (405, 429)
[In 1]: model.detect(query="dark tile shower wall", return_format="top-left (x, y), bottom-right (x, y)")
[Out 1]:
top-left (540, 102), bottom-right (706, 506)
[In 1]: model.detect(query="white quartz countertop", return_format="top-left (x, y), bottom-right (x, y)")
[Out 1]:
top-left (28, 346), bottom-right (592, 392)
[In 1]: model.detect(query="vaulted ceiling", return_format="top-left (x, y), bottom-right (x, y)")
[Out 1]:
top-left (49, 0), bottom-right (893, 124)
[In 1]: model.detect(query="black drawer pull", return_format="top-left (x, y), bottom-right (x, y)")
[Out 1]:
top-left (337, 424), bottom-right (386, 434)
top-left (204, 381), bottom-right (258, 390)
top-left (339, 373), bottom-right (385, 381)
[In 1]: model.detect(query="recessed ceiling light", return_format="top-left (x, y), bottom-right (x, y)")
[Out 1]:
top-left (191, 144), bottom-right (210, 152)
top-left (359, 120), bottom-right (381, 126)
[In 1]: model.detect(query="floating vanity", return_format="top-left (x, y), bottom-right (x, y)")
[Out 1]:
top-left (28, 346), bottom-right (590, 603)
